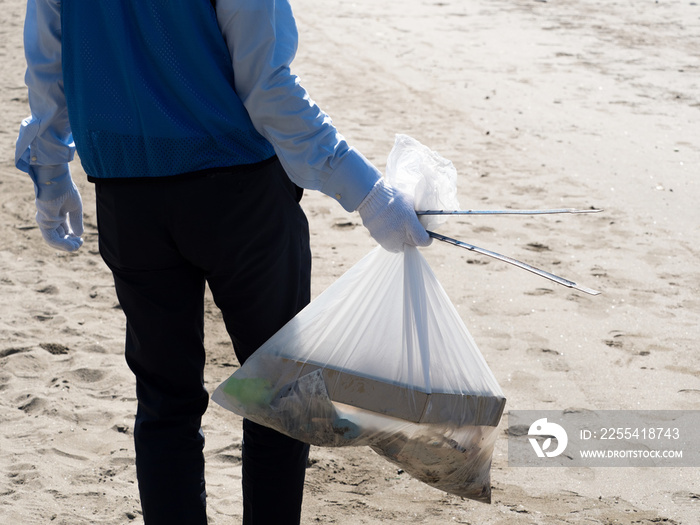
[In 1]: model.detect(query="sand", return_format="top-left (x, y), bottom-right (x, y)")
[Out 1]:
top-left (1, 0), bottom-right (699, 523)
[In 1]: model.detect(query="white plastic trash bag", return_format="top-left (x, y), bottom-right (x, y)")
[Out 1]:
top-left (212, 135), bottom-right (505, 502)
top-left (212, 246), bottom-right (505, 502)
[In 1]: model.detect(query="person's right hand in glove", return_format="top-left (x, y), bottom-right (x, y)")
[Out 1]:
top-left (30, 164), bottom-right (84, 252)
top-left (357, 178), bottom-right (432, 253)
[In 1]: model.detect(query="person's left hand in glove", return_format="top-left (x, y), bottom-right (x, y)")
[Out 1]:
top-left (30, 164), bottom-right (84, 252)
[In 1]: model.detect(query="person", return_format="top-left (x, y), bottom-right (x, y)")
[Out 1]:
top-left (16, 0), bottom-right (431, 523)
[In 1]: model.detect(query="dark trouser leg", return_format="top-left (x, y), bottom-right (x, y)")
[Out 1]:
top-left (202, 160), bottom-right (312, 525)
top-left (121, 265), bottom-right (209, 524)
top-left (96, 183), bottom-right (210, 525)
top-left (241, 420), bottom-right (309, 525)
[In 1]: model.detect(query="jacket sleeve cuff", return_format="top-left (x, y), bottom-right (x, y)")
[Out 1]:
top-left (320, 148), bottom-right (382, 212)
top-left (16, 117), bottom-right (75, 174)
top-left (15, 117), bottom-right (40, 174)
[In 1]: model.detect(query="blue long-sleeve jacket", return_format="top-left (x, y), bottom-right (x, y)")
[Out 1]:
top-left (16, 0), bottom-right (380, 211)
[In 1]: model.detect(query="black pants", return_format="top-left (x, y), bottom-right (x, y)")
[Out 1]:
top-left (95, 158), bottom-right (312, 525)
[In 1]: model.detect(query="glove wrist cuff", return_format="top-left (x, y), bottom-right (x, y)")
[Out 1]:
top-left (30, 164), bottom-right (73, 201)
top-left (357, 179), bottom-right (394, 219)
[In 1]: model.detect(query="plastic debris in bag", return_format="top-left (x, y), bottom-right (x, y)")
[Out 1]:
top-left (212, 134), bottom-right (505, 503)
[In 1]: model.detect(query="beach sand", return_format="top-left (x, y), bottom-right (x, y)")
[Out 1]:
top-left (1, 0), bottom-right (698, 523)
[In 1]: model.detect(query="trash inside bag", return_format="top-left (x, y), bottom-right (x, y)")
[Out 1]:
top-left (212, 247), bottom-right (506, 503)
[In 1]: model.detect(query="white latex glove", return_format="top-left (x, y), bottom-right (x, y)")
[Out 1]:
top-left (357, 178), bottom-right (432, 253)
top-left (32, 165), bottom-right (84, 252)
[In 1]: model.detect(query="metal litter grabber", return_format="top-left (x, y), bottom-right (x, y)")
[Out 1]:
top-left (417, 208), bottom-right (602, 295)
top-left (417, 208), bottom-right (601, 216)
